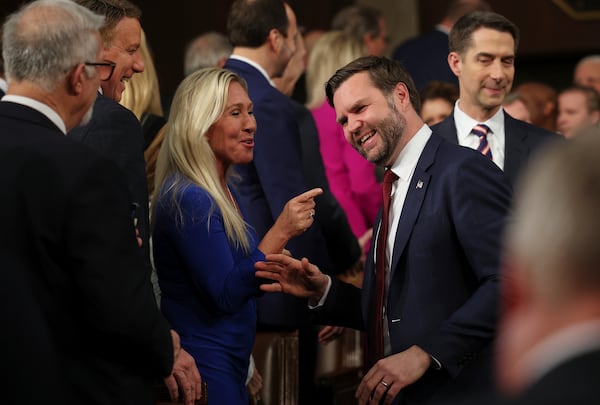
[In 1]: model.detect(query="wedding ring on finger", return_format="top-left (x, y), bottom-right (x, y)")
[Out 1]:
top-left (380, 380), bottom-right (390, 388)
top-left (309, 210), bottom-right (315, 219)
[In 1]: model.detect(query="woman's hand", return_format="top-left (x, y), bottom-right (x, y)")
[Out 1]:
top-left (275, 188), bottom-right (323, 239)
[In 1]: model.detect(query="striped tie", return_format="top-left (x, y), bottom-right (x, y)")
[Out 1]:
top-left (472, 124), bottom-right (493, 160)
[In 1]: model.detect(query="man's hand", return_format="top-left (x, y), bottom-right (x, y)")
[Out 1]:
top-left (318, 325), bottom-right (344, 344)
top-left (247, 366), bottom-right (263, 405)
top-left (355, 345), bottom-right (431, 405)
top-left (255, 254), bottom-right (329, 299)
top-left (164, 330), bottom-right (202, 405)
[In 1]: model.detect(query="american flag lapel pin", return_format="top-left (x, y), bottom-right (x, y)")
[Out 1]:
top-left (416, 180), bottom-right (423, 189)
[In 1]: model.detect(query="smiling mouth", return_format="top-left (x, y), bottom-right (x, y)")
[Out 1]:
top-left (359, 130), bottom-right (376, 145)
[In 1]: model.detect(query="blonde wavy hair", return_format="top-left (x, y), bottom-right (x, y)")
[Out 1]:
top-left (120, 29), bottom-right (164, 119)
top-left (305, 30), bottom-right (364, 110)
top-left (152, 67), bottom-right (251, 252)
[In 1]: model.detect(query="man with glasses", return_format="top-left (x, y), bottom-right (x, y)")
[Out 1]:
top-left (0, 0), bottom-right (201, 404)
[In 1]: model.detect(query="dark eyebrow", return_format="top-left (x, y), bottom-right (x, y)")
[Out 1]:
top-left (336, 98), bottom-right (367, 125)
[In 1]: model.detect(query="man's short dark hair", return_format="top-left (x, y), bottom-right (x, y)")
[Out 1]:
top-left (227, 0), bottom-right (288, 48)
top-left (326, 56), bottom-right (420, 113)
top-left (74, 0), bottom-right (141, 45)
top-left (449, 11), bottom-right (519, 55)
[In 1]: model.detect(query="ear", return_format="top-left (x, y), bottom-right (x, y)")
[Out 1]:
top-left (67, 64), bottom-right (86, 96)
top-left (447, 52), bottom-right (461, 78)
top-left (592, 110), bottom-right (600, 125)
top-left (363, 32), bottom-right (373, 48)
top-left (542, 101), bottom-right (555, 116)
top-left (500, 255), bottom-right (533, 316)
top-left (267, 28), bottom-right (282, 53)
top-left (393, 81), bottom-right (411, 111)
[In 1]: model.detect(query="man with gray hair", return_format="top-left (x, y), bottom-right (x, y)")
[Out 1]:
top-left (574, 54), bottom-right (600, 94)
top-left (0, 0), bottom-right (199, 404)
top-left (497, 126), bottom-right (600, 403)
top-left (331, 4), bottom-right (389, 57)
top-left (184, 31), bottom-right (232, 75)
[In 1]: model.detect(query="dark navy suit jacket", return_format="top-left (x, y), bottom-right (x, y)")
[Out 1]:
top-left (498, 348), bottom-right (600, 405)
top-left (224, 58), bottom-right (332, 327)
top-left (392, 29), bottom-right (457, 91)
top-left (0, 101), bottom-right (172, 404)
top-left (432, 111), bottom-right (560, 187)
top-left (314, 133), bottom-right (512, 404)
top-left (69, 94), bottom-right (151, 274)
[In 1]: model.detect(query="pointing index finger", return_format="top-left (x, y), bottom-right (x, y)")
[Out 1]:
top-left (298, 187), bottom-right (323, 202)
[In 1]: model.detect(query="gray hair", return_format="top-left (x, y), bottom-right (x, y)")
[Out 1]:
top-left (576, 54), bottom-right (600, 69)
top-left (3, 0), bottom-right (104, 92)
top-left (184, 32), bottom-right (232, 76)
top-left (331, 5), bottom-right (382, 44)
top-left (507, 128), bottom-right (600, 301)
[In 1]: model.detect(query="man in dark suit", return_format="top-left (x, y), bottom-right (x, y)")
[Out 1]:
top-left (256, 56), bottom-right (512, 404)
top-left (69, 0), bottom-right (151, 279)
top-left (392, 0), bottom-right (490, 91)
top-left (224, 2), bottom-right (335, 403)
top-left (0, 1), bottom-right (200, 404)
top-left (496, 126), bottom-right (600, 404)
top-left (224, 0), bottom-right (332, 329)
top-left (433, 11), bottom-right (558, 187)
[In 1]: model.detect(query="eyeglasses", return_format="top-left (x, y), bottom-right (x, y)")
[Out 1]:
top-left (84, 61), bottom-right (116, 81)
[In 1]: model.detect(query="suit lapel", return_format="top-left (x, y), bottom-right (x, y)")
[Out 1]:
top-left (503, 114), bottom-right (526, 185)
top-left (434, 114), bottom-right (458, 144)
top-left (389, 135), bottom-right (439, 278)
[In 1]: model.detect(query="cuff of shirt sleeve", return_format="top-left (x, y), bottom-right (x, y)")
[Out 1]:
top-left (430, 354), bottom-right (442, 370)
top-left (308, 275), bottom-right (332, 309)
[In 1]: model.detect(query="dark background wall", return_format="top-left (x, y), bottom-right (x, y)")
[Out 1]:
top-left (2, 0), bottom-right (599, 98)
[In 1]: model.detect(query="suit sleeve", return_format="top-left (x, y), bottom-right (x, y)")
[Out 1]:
top-left (65, 157), bottom-right (173, 378)
top-left (418, 154), bottom-right (512, 378)
top-left (313, 278), bottom-right (365, 330)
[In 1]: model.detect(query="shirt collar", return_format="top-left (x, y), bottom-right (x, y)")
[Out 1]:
top-left (454, 100), bottom-right (504, 143)
top-left (523, 319), bottom-right (600, 387)
top-left (229, 54), bottom-right (275, 87)
top-left (1, 94), bottom-right (66, 134)
top-left (389, 124), bottom-right (432, 181)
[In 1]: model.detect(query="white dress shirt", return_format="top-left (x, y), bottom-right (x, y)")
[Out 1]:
top-left (453, 101), bottom-right (505, 171)
top-left (228, 54), bottom-right (275, 87)
top-left (379, 124), bottom-right (432, 355)
top-left (521, 319), bottom-right (600, 387)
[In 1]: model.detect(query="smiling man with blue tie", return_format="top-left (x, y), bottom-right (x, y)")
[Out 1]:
top-left (256, 56), bottom-right (512, 404)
